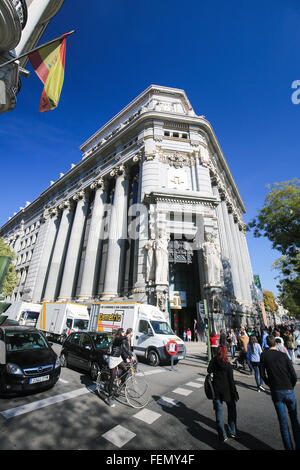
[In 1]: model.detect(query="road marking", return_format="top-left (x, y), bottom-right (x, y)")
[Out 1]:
top-left (196, 377), bottom-right (205, 381)
top-left (156, 396), bottom-right (179, 408)
top-left (172, 387), bottom-right (193, 396)
top-left (186, 381), bottom-right (203, 388)
top-left (1, 385), bottom-right (96, 419)
top-left (140, 369), bottom-right (164, 376)
top-left (58, 378), bottom-right (69, 383)
top-left (102, 425), bottom-right (136, 448)
top-left (133, 408), bottom-right (161, 424)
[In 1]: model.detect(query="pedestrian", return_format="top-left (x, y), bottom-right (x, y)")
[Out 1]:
top-left (207, 345), bottom-right (239, 442)
top-left (261, 329), bottom-right (269, 350)
top-left (183, 331), bottom-right (187, 342)
top-left (193, 318), bottom-right (199, 342)
top-left (219, 330), bottom-right (227, 347)
top-left (275, 337), bottom-right (292, 360)
top-left (228, 329), bottom-right (237, 358)
top-left (233, 331), bottom-right (252, 373)
top-left (186, 328), bottom-right (192, 342)
top-left (247, 336), bottom-right (265, 392)
top-left (283, 329), bottom-right (295, 363)
top-left (209, 328), bottom-right (219, 357)
top-left (260, 335), bottom-right (300, 450)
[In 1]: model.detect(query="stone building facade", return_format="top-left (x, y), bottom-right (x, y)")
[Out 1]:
top-left (0, 85), bottom-right (261, 334)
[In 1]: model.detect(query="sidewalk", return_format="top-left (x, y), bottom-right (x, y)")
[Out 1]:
top-left (183, 340), bottom-right (300, 370)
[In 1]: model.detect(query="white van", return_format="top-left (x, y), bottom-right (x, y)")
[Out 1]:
top-left (39, 302), bottom-right (90, 343)
top-left (5, 301), bottom-right (42, 327)
top-left (89, 302), bottom-right (186, 366)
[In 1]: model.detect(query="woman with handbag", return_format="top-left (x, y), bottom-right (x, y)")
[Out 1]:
top-left (207, 345), bottom-right (239, 442)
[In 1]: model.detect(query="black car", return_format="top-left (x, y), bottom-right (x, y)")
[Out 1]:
top-left (0, 326), bottom-right (61, 395)
top-left (60, 331), bottom-right (113, 380)
top-left (0, 315), bottom-right (19, 326)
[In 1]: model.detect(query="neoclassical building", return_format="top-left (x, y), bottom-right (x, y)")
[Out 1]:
top-left (0, 85), bottom-right (261, 334)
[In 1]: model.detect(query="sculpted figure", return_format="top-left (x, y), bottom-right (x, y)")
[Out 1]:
top-left (154, 229), bottom-right (169, 285)
top-left (202, 232), bottom-right (223, 285)
top-left (144, 236), bottom-right (155, 283)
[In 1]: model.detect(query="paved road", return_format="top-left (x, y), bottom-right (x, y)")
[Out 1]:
top-left (0, 341), bottom-right (299, 451)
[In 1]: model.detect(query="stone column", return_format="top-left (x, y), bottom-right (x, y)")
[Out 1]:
top-left (220, 200), bottom-right (242, 300)
top-left (30, 207), bottom-right (59, 302)
top-left (101, 165), bottom-right (129, 299)
top-left (77, 178), bottom-right (108, 301)
top-left (228, 211), bottom-right (248, 302)
top-left (236, 223), bottom-right (252, 303)
top-left (58, 189), bottom-right (89, 301)
top-left (43, 199), bottom-right (73, 301)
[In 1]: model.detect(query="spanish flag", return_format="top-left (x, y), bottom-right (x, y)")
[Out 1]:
top-left (29, 37), bottom-right (67, 112)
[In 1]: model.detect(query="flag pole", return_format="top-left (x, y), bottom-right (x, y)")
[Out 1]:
top-left (0, 30), bottom-right (76, 69)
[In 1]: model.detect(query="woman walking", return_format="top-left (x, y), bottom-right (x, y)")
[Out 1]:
top-left (209, 329), bottom-right (219, 357)
top-left (247, 336), bottom-right (265, 392)
top-left (228, 329), bottom-right (238, 358)
top-left (207, 345), bottom-right (239, 442)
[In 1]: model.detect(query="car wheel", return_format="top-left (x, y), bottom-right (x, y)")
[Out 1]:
top-left (90, 362), bottom-right (100, 381)
top-left (60, 352), bottom-right (68, 367)
top-left (147, 349), bottom-right (160, 367)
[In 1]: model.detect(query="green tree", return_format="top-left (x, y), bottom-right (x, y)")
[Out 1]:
top-left (0, 237), bottom-right (18, 297)
top-left (262, 290), bottom-right (278, 313)
top-left (248, 179), bottom-right (300, 317)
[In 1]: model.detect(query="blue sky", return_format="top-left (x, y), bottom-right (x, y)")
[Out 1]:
top-left (1, 0), bottom-right (300, 296)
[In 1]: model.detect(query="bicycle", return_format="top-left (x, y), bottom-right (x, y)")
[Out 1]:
top-left (96, 360), bottom-right (150, 409)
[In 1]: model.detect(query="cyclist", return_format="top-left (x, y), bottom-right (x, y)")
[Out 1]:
top-left (122, 328), bottom-right (136, 364)
top-left (107, 328), bottom-right (130, 408)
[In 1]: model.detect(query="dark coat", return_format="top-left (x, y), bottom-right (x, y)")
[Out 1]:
top-left (207, 357), bottom-right (238, 403)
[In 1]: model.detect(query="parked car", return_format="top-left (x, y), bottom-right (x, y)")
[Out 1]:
top-left (0, 326), bottom-right (61, 395)
top-left (60, 331), bottom-right (113, 380)
top-left (0, 315), bottom-right (19, 326)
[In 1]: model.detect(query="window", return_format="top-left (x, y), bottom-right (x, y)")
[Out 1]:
top-left (164, 131), bottom-right (170, 136)
top-left (68, 332), bottom-right (81, 345)
top-left (5, 331), bottom-right (48, 351)
top-left (81, 334), bottom-right (92, 348)
top-left (91, 333), bottom-right (114, 349)
top-left (138, 320), bottom-right (150, 335)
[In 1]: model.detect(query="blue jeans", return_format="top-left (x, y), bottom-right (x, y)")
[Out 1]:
top-left (213, 399), bottom-right (237, 440)
top-left (271, 390), bottom-right (300, 450)
top-left (230, 345), bottom-right (236, 358)
top-left (251, 362), bottom-right (263, 388)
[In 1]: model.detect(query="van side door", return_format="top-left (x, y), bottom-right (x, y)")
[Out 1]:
top-left (133, 319), bottom-right (153, 357)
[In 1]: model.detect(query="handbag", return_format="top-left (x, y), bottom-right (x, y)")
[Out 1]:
top-left (204, 373), bottom-right (215, 400)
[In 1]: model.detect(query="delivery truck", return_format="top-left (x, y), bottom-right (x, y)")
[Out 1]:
top-left (5, 301), bottom-right (42, 326)
top-left (39, 302), bottom-right (90, 343)
top-left (88, 302), bottom-right (186, 366)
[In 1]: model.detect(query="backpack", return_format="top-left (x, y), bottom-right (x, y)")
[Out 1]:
top-left (204, 373), bottom-right (215, 400)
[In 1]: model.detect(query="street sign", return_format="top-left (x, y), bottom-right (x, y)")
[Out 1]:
top-left (166, 340), bottom-right (179, 356)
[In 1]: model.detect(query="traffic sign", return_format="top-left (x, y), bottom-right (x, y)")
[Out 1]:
top-left (166, 340), bottom-right (179, 356)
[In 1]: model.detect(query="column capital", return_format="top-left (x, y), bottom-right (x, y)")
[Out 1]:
top-left (73, 188), bottom-right (89, 202)
top-left (42, 206), bottom-right (59, 221)
top-left (90, 176), bottom-right (108, 192)
top-left (110, 163), bottom-right (128, 178)
top-left (59, 199), bottom-right (73, 211)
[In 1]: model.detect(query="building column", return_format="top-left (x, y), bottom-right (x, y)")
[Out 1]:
top-left (101, 165), bottom-right (129, 299)
top-left (220, 200), bottom-right (242, 300)
top-left (43, 199), bottom-right (73, 301)
top-left (77, 178), bottom-right (108, 301)
top-left (228, 211), bottom-right (248, 302)
top-left (58, 189), bottom-right (89, 301)
top-left (236, 223), bottom-right (252, 303)
top-left (30, 207), bottom-right (59, 302)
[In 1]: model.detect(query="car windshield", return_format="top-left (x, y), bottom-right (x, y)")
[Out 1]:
top-left (91, 333), bottom-right (114, 349)
top-left (5, 331), bottom-right (49, 351)
top-left (150, 321), bottom-right (174, 335)
top-left (73, 319), bottom-right (89, 330)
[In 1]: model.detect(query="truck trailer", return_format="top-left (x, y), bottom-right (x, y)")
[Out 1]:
top-left (88, 302), bottom-right (185, 366)
top-left (5, 301), bottom-right (42, 327)
top-left (39, 302), bottom-right (90, 343)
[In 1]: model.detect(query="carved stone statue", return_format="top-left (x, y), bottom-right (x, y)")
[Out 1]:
top-left (153, 229), bottom-right (169, 285)
top-left (144, 236), bottom-right (155, 283)
top-left (202, 232), bottom-right (223, 286)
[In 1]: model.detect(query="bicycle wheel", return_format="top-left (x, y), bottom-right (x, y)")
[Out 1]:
top-left (125, 373), bottom-right (150, 408)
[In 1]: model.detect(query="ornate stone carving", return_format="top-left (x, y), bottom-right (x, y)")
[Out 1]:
top-left (159, 151), bottom-right (195, 168)
top-left (90, 177), bottom-right (107, 191)
top-left (202, 231), bottom-right (223, 286)
top-left (109, 163), bottom-right (127, 178)
top-left (154, 228), bottom-right (170, 285)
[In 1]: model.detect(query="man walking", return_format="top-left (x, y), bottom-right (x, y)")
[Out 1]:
top-left (260, 335), bottom-right (300, 450)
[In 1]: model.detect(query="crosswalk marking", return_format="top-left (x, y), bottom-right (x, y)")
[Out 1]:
top-left (133, 408), bottom-right (161, 424)
top-left (186, 381), bottom-right (203, 388)
top-left (102, 425), bottom-right (136, 448)
top-left (156, 396), bottom-right (179, 408)
top-left (172, 387), bottom-right (193, 396)
top-left (1, 384), bottom-right (96, 419)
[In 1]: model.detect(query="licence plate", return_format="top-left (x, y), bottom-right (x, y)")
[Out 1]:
top-left (29, 375), bottom-right (50, 384)
top-left (177, 355), bottom-right (184, 359)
